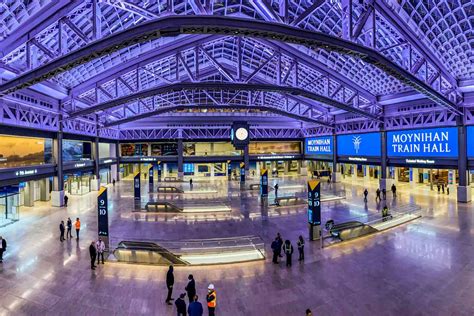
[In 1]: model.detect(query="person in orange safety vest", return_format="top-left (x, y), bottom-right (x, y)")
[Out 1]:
top-left (75, 218), bottom-right (81, 239)
top-left (206, 284), bottom-right (217, 316)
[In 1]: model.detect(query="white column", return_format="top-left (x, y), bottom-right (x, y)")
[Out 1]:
top-left (410, 168), bottom-right (419, 186)
top-left (210, 164), bottom-right (215, 178)
top-left (300, 160), bottom-right (308, 176)
top-left (364, 165), bottom-right (370, 181)
top-left (163, 163), bottom-right (168, 178)
top-left (24, 181), bottom-right (35, 207)
top-left (352, 164), bottom-right (357, 180)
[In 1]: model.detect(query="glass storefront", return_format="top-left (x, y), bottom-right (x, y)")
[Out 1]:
top-left (249, 142), bottom-right (301, 155)
top-left (99, 168), bottom-right (111, 185)
top-left (0, 186), bottom-right (20, 226)
top-left (64, 174), bottom-right (92, 195)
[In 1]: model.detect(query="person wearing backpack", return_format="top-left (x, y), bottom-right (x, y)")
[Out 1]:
top-left (282, 240), bottom-right (294, 267)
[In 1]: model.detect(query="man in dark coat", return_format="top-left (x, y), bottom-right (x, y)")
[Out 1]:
top-left (89, 241), bottom-right (97, 270)
top-left (185, 274), bottom-right (196, 304)
top-left (166, 265), bottom-right (174, 305)
top-left (175, 293), bottom-right (187, 316)
top-left (59, 221), bottom-right (65, 242)
top-left (0, 236), bottom-right (6, 263)
top-left (271, 237), bottom-right (279, 264)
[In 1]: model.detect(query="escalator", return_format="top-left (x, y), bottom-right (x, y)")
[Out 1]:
top-left (144, 201), bottom-right (183, 213)
top-left (329, 221), bottom-right (378, 241)
top-left (114, 241), bottom-right (189, 265)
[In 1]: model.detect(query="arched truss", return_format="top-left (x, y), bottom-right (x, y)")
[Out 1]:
top-left (0, 15), bottom-right (463, 116)
top-left (59, 35), bottom-right (379, 125)
top-left (65, 82), bottom-right (382, 126)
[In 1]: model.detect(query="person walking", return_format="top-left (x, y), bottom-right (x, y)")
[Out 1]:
top-left (189, 179), bottom-right (193, 190)
top-left (442, 183), bottom-right (445, 194)
top-left (297, 235), bottom-right (305, 262)
top-left (375, 188), bottom-right (381, 201)
top-left (271, 237), bottom-right (279, 264)
top-left (188, 295), bottom-right (203, 316)
top-left (113, 179), bottom-right (116, 186)
top-left (66, 217), bottom-right (72, 239)
top-left (96, 238), bottom-right (106, 265)
top-left (64, 195), bottom-right (69, 207)
top-left (382, 188), bottom-right (387, 200)
top-left (166, 266), bottom-right (174, 305)
top-left (282, 240), bottom-right (294, 267)
top-left (274, 184), bottom-right (279, 199)
top-left (391, 184), bottom-right (397, 197)
top-left (89, 241), bottom-right (97, 270)
top-left (437, 183), bottom-right (441, 193)
top-left (75, 218), bottom-right (81, 239)
top-left (59, 221), bottom-right (65, 242)
top-left (0, 236), bottom-right (7, 263)
top-left (363, 189), bottom-right (368, 202)
top-left (206, 284), bottom-right (217, 316)
top-left (175, 293), bottom-right (187, 316)
top-left (447, 186), bottom-right (450, 195)
top-left (185, 274), bottom-right (196, 304)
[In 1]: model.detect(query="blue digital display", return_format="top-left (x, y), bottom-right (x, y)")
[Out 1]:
top-left (467, 126), bottom-right (474, 158)
top-left (387, 127), bottom-right (458, 158)
top-left (336, 133), bottom-right (381, 157)
top-left (305, 136), bottom-right (333, 155)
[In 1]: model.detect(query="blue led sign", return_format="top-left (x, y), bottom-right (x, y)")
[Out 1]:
top-left (387, 127), bottom-right (458, 158)
top-left (337, 133), bottom-right (381, 157)
top-left (305, 136), bottom-right (333, 155)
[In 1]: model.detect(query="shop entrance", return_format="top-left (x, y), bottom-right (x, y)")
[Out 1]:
top-left (0, 186), bottom-right (20, 226)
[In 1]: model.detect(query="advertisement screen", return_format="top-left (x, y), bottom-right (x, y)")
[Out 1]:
top-left (305, 136), bottom-right (333, 155)
top-left (336, 133), bottom-right (381, 157)
top-left (466, 126), bottom-right (474, 158)
top-left (387, 127), bottom-right (458, 158)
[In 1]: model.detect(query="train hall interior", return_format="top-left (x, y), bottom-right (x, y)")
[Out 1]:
top-left (0, 0), bottom-right (473, 315)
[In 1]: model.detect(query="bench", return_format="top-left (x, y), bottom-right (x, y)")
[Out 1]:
top-left (274, 196), bottom-right (304, 206)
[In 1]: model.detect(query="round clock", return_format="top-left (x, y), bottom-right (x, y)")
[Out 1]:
top-left (235, 127), bottom-right (249, 141)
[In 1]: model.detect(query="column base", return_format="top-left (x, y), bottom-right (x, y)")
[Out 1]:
top-left (300, 167), bottom-right (308, 176)
top-left (332, 172), bottom-right (341, 183)
top-left (90, 179), bottom-right (100, 191)
top-left (51, 190), bottom-right (65, 207)
top-left (457, 186), bottom-right (471, 203)
top-left (379, 178), bottom-right (394, 190)
top-left (308, 224), bottom-right (321, 241)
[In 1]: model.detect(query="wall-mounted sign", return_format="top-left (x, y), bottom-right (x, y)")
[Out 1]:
top-left (337, 133), bottom-right (381, 157)
top-left (74, 163), bottom-right (86, 168)
top-left (256, 155), bottom-right (297, 160)
top-left (387, 127), bottom-right (458, 158)
top-left (240, 162), bottom-right (245, 182)
top-left (103, 159), bottom-right (113, 164)
top-left (15, 169), bottom-right (38, 177)
top-left (348, 157), bottom-right (368, 162)
top-left (305, 136), bottom-right (333, 155)
top-left (97, 186), bottom-right (109, 237)
top-left (405, 159), bottom-right (435, 164)
top-left (140, 157), bottom-right (156, 162)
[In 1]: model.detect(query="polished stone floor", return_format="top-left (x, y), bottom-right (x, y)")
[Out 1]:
top-left (0, 174), bottom-right (472, 315)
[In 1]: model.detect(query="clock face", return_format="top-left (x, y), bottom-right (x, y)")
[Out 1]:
top-left (235, 127), bottom-right (249, 141)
